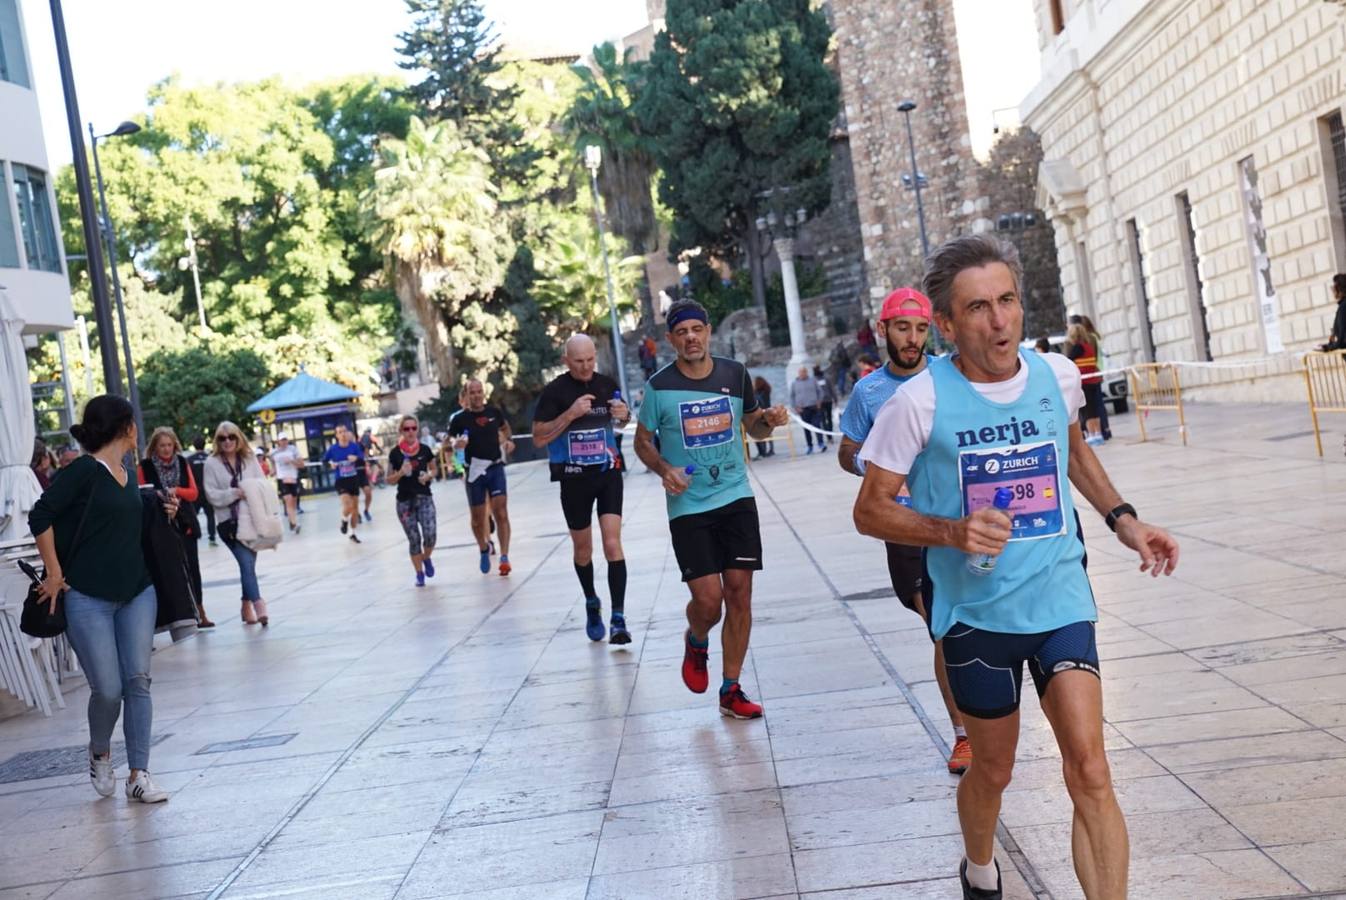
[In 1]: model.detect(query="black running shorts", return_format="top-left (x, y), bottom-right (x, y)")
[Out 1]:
top-left (559, 471), bottom-right (623, 531)
top-left (278, 480), bottom-right (300, 497)
top-left (668, 497), bottom-right (762, 582)
top-left (942, 621), bottom-right (1100, 720)
top-left (335, 476), bottom-right (361, 496)
top-left (884, 541), bottom-right (924, 614)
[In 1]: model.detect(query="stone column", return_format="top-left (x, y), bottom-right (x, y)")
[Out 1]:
top-left (775, 236), bottom-right (810, 368)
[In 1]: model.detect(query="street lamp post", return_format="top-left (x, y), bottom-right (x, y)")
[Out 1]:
top-left (89, 121), bottom-right (144, 447)
top-left (897, 100), bottom-right (930, 260)
top-left (755, 203), bottom-right (810, 369)
top-left (583, 145), bottom-right (630, 401)
top-left (49, 0), bottom-right (121, 396)
top-left (177, 216), bottom-right (208, 333)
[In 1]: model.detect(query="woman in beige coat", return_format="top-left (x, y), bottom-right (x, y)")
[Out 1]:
top-left (203, 421), bottom-right (271, 626)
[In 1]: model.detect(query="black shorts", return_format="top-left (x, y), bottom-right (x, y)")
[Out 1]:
top-left (884, 542), bottom-right (924, 614)
top-left (942, 621), bottom-right (1100, 719)
top-left (560, 472), bottom-right (623, 531)
top-left (669, 497), bottom-right (762, 582)
top-left (1080, 382), bottom-right (1103, 422)
top-left (278, 480), bottom-right (300, 497)
top-left (357, 468), bottom-right (370, 488)
top-left (335, 476), bottom-right (362, 496)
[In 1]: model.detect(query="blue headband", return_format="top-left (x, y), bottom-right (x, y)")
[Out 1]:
top-left (667, 306), bottom-right (709, 330)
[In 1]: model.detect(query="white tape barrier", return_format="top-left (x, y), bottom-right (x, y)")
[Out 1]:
top-left (1095, 351), bottom-right (1307, 380)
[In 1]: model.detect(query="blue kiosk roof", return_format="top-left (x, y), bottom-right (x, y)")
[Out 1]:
top-left (246, 371), bottom-right (359, 413)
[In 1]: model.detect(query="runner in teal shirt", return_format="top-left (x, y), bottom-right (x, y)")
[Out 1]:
top-left (635, 299), bottom-right (789, 720)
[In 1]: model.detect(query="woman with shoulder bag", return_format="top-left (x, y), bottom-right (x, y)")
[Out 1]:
top-left (27, 395), bottom-right (173, 803)
top-left (204, 421), bottom-right (272, 626)
top-left (139, 426), bottom-right (213, 628)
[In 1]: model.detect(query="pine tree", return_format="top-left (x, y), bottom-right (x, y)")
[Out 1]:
top-left (637, 0), bottom-right (839, 308)
top-left (395, 0), bottom-right (528, 186)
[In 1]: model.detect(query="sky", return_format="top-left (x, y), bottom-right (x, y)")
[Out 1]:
top-left (22, 0), bottom-right (1039, 168)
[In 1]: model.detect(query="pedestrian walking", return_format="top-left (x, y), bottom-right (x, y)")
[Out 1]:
top-left (751, 376), bottom-right (775, 459)
top-left (186, 436), bottom-right (215, 546)
top-left (28, 395), bottom-right (173, 803)
top-left (1319, 273), bottom-right (1346, 351)
top-left (532, 335), bottom-right (633, 644)
top-left (1069, 314), bottom-right (1111, 439)
top-left (854, 234), bottom-right (1180, 900)
top-left (813, 365), bottom-right (836, 444)
top-left (1066, 322), bottom-right (1106, 446)
top-left (634, 299), bottom-right (790, 719)
top-left (387, 415), bottom-right (439, 587)
top-left (829, 340), bottom-right (851, 395)
top-left (269, 435), bottom-right (303, 533)
top-left (204, 421), bottom-right (273, 626)
top-left (638, 333), bottom-right (658, 381)
top-left (838, 286), bottom-right (971, 775)
top-left (138, 426), bottom-right (212, 628)
top-left (450, 379), bottom-right (514, 577)
top-left (789, 366), bottom-right (826, 454)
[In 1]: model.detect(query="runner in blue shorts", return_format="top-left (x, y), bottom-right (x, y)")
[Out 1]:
top-left (854, 235), bottom-right (1179, 900)
top-left (449, 379), bottom-right (514, 576)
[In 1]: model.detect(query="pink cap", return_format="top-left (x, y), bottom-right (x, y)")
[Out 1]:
top-left (879, 287), bottom-right (932, 321)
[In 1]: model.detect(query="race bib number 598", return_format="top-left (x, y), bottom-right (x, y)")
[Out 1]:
top-left (679, 397), bottom-right (734, 449)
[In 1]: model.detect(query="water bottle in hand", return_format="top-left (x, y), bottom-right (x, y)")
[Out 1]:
top-left (967, 487), bottom-right (1014, 577)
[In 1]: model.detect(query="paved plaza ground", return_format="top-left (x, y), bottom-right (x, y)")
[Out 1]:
top-left (1, 400), bottom-right (1344, 899)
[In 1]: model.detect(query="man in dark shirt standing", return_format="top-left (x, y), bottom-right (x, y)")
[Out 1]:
top-left (449, 378), bottom-right (515, 576)
top-left (186, 436), bottom-right (215, 546)
top-left (533, 334), bottom-right (633, 645)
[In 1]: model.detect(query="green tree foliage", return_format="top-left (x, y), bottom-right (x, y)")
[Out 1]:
top-left (566, 43), bottom-right (656, 253)
top-left (637, 0), bottom-right (839, 305)
top-left (364, 116), bottom-right (514, 388)
top-left (396, 0), bottom-right (530, 186)
top-left (137, 346), bottom-right (271, 444)
top-left (532, 211), bottom-right (642, 339)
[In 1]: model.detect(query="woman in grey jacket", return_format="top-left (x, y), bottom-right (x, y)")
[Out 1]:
top-left (204, 421), bottom-right (270, 626)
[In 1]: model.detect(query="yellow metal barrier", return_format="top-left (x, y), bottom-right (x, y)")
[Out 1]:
top-left (1127, 363), bottom-right (1187, 446)
top-left (742, 421), bottom-right (796, 461)
top-left (1303, 349), bottom-right (1346, 457)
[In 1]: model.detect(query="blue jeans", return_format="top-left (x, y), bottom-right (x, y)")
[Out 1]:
top-left (64, 585), bottom-right (157, 770)
top-left (222, 529), bottom-right (261, 600)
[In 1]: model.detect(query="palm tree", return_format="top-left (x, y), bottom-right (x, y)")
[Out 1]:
top-left (363, 116), bottom-right (512, 387)
top-left (566, 43), bottom-right (657, 255)
top-left (532, 211), bottom-right (642, 374)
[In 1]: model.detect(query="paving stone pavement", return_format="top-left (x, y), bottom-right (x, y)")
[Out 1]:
top-left (0, 400), bottom-right (1344, 899)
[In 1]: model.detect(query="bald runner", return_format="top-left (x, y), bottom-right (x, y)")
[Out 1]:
top-left (532, 335), bottom-right (633, 644)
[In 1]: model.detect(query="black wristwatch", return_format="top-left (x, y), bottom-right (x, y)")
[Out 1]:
top-left (1105, 503), bottom-right (1137, 533)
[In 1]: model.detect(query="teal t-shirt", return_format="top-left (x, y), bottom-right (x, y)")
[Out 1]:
top-left (638, 357), bottom-right (758, 520)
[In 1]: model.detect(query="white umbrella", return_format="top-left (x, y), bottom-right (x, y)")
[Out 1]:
top-left (0, 289), bottom-right (43, 541)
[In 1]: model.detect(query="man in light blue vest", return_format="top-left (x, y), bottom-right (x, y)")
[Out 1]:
top-left (854, 235), bottom-right (1178, 900)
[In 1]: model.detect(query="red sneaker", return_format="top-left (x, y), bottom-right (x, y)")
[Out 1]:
top-left (681, 631), bottom-right (709, 693)
top-left (718, 684), bottom-right (763, 719)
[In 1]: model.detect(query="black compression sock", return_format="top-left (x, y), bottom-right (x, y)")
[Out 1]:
top-left (607, 560), bottom-right (627, 615)
top-left (574, 561), bottom-right (597, 599)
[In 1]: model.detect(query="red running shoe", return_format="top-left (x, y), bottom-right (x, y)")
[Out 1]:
top-left (681, 631), bottom-right (709, 693)
top-left (718, 684), bottom-right (763, 719)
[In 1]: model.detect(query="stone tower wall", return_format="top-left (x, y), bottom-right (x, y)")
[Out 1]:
top-left (830, 0), bottom-right (991, 307)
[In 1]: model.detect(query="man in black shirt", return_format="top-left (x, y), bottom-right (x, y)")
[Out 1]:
top-left (533, 334), bottom-right (633, 644)
top-left (186, 436), bottom-right (215, 545)
top-left (449, 378), bottom-right (515, 576)
top-left (387, 414), bottom-right (439, 587)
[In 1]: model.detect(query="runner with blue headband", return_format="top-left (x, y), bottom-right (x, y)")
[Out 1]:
top-left (634, 299), bottom-right (790, 719)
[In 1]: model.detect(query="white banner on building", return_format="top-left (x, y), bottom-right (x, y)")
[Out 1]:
top-left (1238, 156), bottom-right (1284, 353)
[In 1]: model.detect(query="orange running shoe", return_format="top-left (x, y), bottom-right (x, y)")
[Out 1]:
top-left (948, 735), bottom-right (973, 775)
top-left (498, 556), bottom-right (511, 577)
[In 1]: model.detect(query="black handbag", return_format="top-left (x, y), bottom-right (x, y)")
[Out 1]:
top-left (19, 489), bottom-right (95, 638)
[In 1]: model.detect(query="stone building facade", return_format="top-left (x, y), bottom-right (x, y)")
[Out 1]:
top-left (1024, 0), bottom-right (1346, 401)
top-left (829, 0), bottom-right (993, 311)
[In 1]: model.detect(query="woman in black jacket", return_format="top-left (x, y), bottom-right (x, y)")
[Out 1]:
top-left (139, 426), bottom-right (212, 628)
top-left (28, 395), bottom-right (173, 804)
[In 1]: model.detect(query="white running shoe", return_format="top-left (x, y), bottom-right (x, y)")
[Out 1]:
top-left (89, 750), bottom-right (115, 798)
top-left (125, 770), bottom-right (169, 803)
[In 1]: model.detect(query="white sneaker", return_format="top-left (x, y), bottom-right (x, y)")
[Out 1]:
top-left (125, 770), bottom-right (169, 803)
top-left (89, 750), bottom-right (115, 798)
